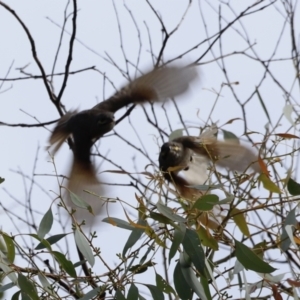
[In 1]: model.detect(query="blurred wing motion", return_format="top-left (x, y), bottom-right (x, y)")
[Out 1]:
top-left (159, 135), bottom-right (260, 201)
top-left (48, 65), bottom-right (199, 155)
top-left (48, 64), bottom-right (198, 225)
top-left (93, 65), bottom-right (198, 112)
top-left (64, 159), bottom-right (106, 227)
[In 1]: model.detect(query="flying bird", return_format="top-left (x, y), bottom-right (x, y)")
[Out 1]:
top-left (159, 134), bottom-right (260, 202)
top-left (48, 65), bottom-right (198, 224)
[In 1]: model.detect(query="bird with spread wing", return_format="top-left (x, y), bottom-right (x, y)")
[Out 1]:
top-left (159, 130), bottom-right (261, 201)
top-left (48, 65), bottom-right (198, 224)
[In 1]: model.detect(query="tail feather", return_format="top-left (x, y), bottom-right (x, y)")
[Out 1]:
top-left (64, 159), bottom-right (106, 227)
top-left (48, 111), bottom-right (77, 155)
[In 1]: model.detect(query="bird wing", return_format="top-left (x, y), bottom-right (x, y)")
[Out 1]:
top-left (175, 136), bottom-right (260, 173)
top-left (93, 65), bottom-right (198, 113)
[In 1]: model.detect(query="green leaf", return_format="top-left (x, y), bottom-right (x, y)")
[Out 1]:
top-left (174, 261), bottom-right (193, 300)
top-left (169, 224), bottom-right (186, 264)
top-left (35, 233), bottom-right (67, 250)
top-left (18, 273), bottom-right (39, 300)
top-left (197, 226), bottom-right (218, 250)
top-left (182, 229), bottom-right (205, 276)
top-left (144, 284), bottom-right (164, 300)
top-left (0, 262), bottom-right (17, 283)
top-left (102, 217), bottom-right (135, 230)
top-left (0, 282), bottom-right (15, 293)
top-left (222, 129), bottom-right (239, 143)
top-left (38, 273), bottom-right (53, 295)
top-left (283, 104), bottom-right (295, 126)
top-left (231, 208), bottom-right (250, 237)
top-left (169, 129), bottom-right (183, 141)
top-left (235, 239), bottom-right (276, 273)
top-left (21, 292), bottom-right (32, 300)
top-left (127, 283), bottom-right (139, 300)
top-left (78, 286), bottom-right (106, 300)
top-left (149, 212), bottom-right (174, 225)
top-left (122, 219), bottom-right (146, 257)
top-left (139, 242), bottom-right (155, 265)
top-left (74, 228), bottom-right (95, 267)
top-left (256, 87), bottom-right (272, 125)
top-left (156, 202), bottom-right (186, 223)
top-left (218, 194), bottom-right (234, 204)
top-left (280, 207), bottom-right (297, 251)
top-left (70, 191), bottom-right (93, 213)
top-left (252, 240), bottom-right (267, 259)
top-left (0, 177), bottom-right (4, 184)
top-left (287, 178), bottom-right (300, 196)
top-left (38, 207), bottom-right (53, 240)
top-left (201, 276), bottom-right (212, 300)
top-left (11, 291), bottom-right (21, 300)
top-left (29, 234), bottom-right (51, 251)
top-left (52, 251), bottom-right (77, 277)
top-left (2, 233), bottom-right (15, 263)
top-left (116, 289), bottom-right (126, 300)
top-left (179, 253), bottom-right (208, 300)
top-left (192, 194), bottom-right (219, 211)
top-left (156, 273), bottom-right (176, 295)
top-left (258, 173), bottom-right (281, 193)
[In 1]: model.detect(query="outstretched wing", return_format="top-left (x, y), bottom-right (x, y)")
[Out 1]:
top-left (175, 136), bottom-right (260, 173)
top-left (93, 65), bottom-right (198, 113)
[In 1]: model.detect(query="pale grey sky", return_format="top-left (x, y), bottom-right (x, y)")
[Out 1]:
top-left (0, 1), bottom-right (299, 298)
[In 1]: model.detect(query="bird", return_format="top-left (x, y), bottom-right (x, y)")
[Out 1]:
top-left (48, 65), bottom-right (199, 225)
top-left (159, 132), bottom-right (261, 202)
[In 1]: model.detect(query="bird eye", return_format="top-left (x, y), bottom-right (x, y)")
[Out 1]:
top-left (98, 118), bottom-right (107, 125)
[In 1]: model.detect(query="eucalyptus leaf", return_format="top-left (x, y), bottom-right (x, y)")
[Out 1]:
top-left (122, 219), bottom-right (147, 257)
top-left (38, 207), bottom-right (53, 240)
top-left (182, 229), bottom-right (205, 275)
top-left (70, 191), bottom-right (93, 213)
top-left (2, 233), bottom-right (15, 263)
top-left (235, 240), bottom-right (276, 273)
top-left (127, 283), bottom-right (139, 300)
top-left (18, 273), bottom-right (39, 300)
top-left (192, 194), bottom-right (219, 211)
top-left (174, 261), bottom-right (193, 300)
top-left (156, 202), bottom-right (186, 223)
top-left (74, 228), bottom-right (95, 267)
top-left (102, 217), bottom-right (135, 230)
top-left (280, 207), bottom-right (296, 252)
top-left (169, 129), bottom-right (183, 141)
top-left (287, 178), bottom-right (300, 196)
top-left (169, 224), bottom-right (186, 264)
top-left (52, 251), bottom-right (77, 277)
top-left (144, 284), bottom-right (164, 300)
top-left (179, 253), bottom-right (208, 300)
top-left (35, 233), bottom-right (67, 250)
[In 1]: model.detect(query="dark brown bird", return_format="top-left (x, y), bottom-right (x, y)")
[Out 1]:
top-left (159, 134), bottom-right (260, 201)
top-left (48, 65), bottom-right (198, 224)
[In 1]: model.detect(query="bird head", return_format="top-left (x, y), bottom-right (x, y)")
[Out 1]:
top-left (159, 141), bottom-right (190, 173)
